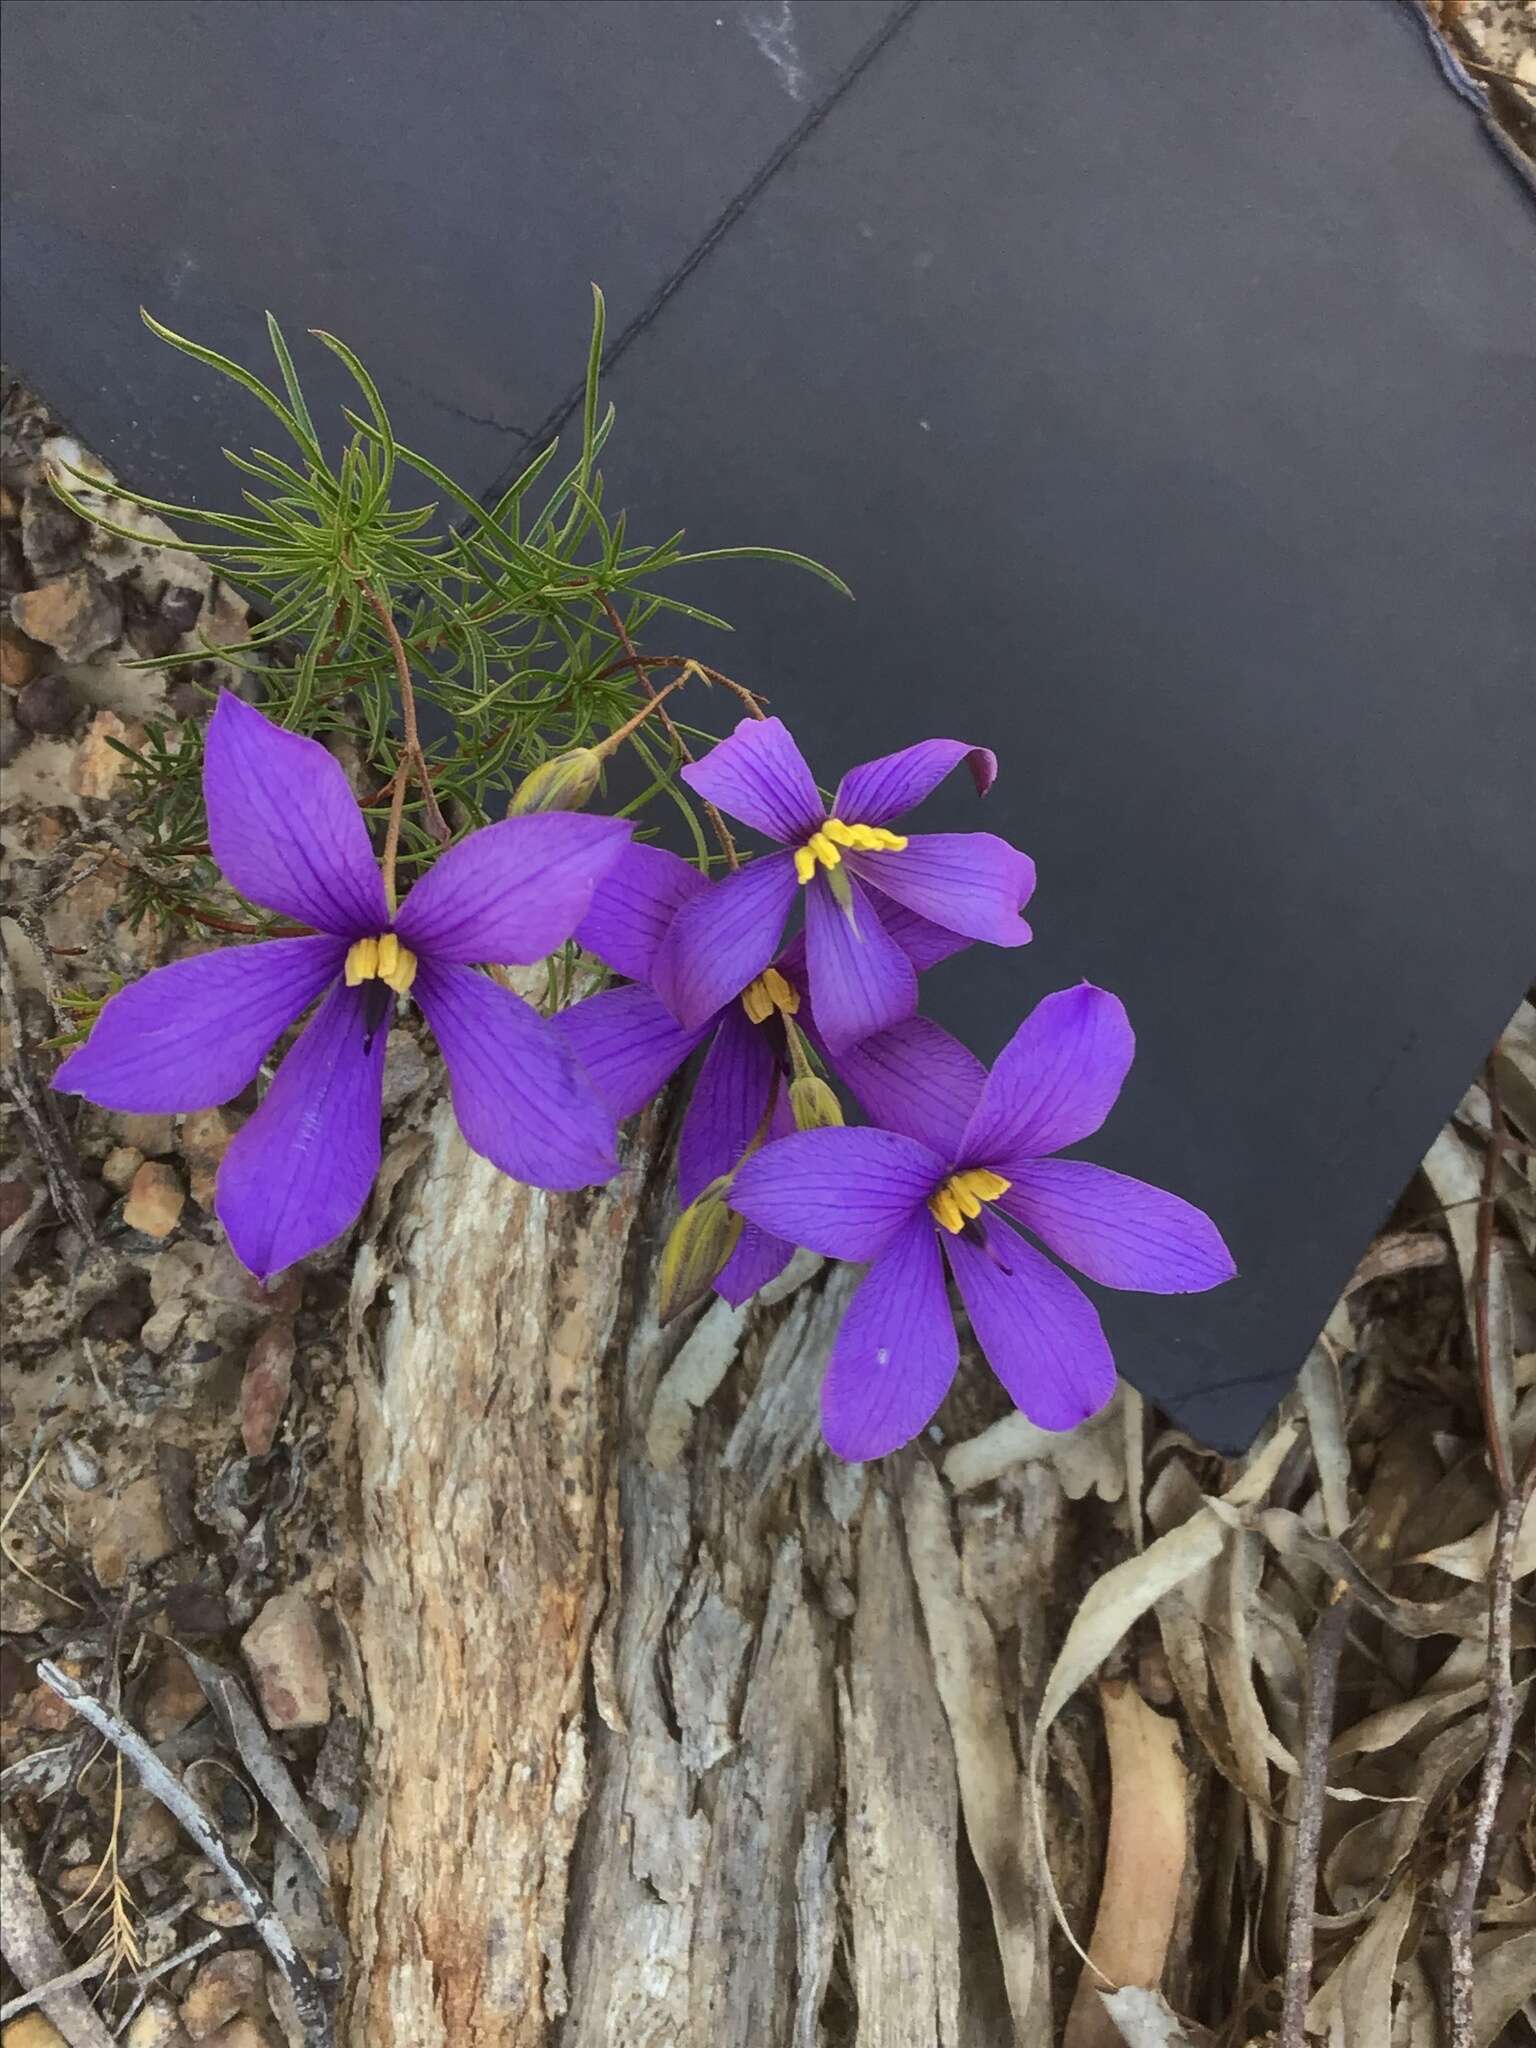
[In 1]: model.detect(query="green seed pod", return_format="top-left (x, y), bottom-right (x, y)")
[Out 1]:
top-left (790, 1074), bottom-right (844, 1132)
top-left (657, 1177), bottom-right (745, 1325)
top-left (507, 747), bottom-right (603, 815)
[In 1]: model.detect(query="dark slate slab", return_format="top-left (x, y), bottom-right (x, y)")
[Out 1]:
top-left (4, 0), bottom-right (1533, 1447)
top-left (1, 0), bottom-right (904, 500)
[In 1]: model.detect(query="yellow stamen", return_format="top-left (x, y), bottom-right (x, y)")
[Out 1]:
top-left (741, 966), bottom-right (800, 1024)
top-left (927, 1167), bottom-right (1012, 1234)
top-left (344, 937), bottom-right (379, 987)
top-left (344, 933), bottom-right (418, 995)
top-left (795, 817), bottom-right (908, 885)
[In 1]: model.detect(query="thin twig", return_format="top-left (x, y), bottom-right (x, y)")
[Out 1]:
top-left (35, 1663), bottom-right (332, 2048)
top-left (355, 577), bottom-right (451, 908)
top-left (1442, 1054), bottom-right (1530, 2048)
top-left (1472, 1058), bottom-right (1513, 1500)
top-left (0, 933), bottom-right (96, 1242)
top-left (1443, 1477), bottom-right (1533, 2048)
top-left (1278, 1585), bottom-right (1352, 2048)
top-left (599, 593), bottom-right (743, 868)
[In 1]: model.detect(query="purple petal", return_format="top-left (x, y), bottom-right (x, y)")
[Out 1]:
top-left (960, 984), bottom-right (1135, 1173)
top-left (847, 832), bottom-right (1035, 949)
top-left (997, 1160), bottom-right (1236, 1294)
top-left (650, 852), bottom-right (798, 1031)
top-left (834, 738), bottom-right (996, 827)
top-left (821, 1216), bottom-right (957, 1460)
top-left (804, 870), bottom-right (919, 1053)
top-left (396, 813), bottom-right (631, 965)
top-left (728, 1125), bottom-right (943, 1262)
top-left (828, 1014), bottom-right (986, 1158)
top-left (555, 984), bottom-right (706, 1122)
top-left (679, 716), bottom-right (825, 845)
top-left (873, 897), bottom-right (973, 972)
top-left (945, 1216), bottom-right (1117, 1430)
top-left (215, 980), bottom-right (385, 1283)
top-left (715, 1221), bottom-right (795, 1306)
top-left (52, 936), bottom-right (345, 1114)
top-left (204, 694), bottom-right (388, 936)
top-left (677, 1003), bottom-right (779, 1206)
top-left (413, 963), bottom-right (617, 1189)
top-left (573, 842), bottom-right (709, 981)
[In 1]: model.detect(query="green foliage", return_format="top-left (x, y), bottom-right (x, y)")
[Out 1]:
top-left (49, 289), bottom-right (847, 934)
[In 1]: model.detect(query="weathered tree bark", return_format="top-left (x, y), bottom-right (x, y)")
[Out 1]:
top-left (338, 1095), bottom-right (1103, 2047)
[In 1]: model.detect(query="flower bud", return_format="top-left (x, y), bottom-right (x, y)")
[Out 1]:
top-left (507, 747), bottom-right (603, 815)
top-left (790, 1074), bottom-right (844, 1132)
top-left (657, 1177), bottom-right (744, 1325)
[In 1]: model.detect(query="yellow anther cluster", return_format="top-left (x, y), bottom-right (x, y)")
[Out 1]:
top-left (928, 1168), bottom-right (1011, 1234)
top-left (344, 933), bottom-right (419, 995)
top-left (793, 816), bottom-right (908, 885)
top-left (741, 966), bottom-right (801, 1024)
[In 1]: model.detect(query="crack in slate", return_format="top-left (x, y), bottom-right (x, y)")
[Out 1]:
top-left (477, 0), bottom-right (925, 506)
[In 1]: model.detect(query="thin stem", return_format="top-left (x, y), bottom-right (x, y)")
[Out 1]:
top-left (1472, 1058), bottom-right (1513, 1500)
top-left (1278, 1585), bottom-right (1351, 2048)
top-left (354, 575), bottom-right (451, 911)
top-left (1443, 1055), bottom-right (1530, 2048)
top-left (1444, 1481), bottom-right (1530, 2048)
top-left (599, 595), bottom-right (742, 870)
top-left (591, 674), bottom-right (689, 760)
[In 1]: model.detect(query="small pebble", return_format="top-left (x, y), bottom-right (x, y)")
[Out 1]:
top-left (14, 672), bottom-right (78, 734)
top-left (180, 1949), bottom-right (265, 2041)
top-left (124, 1161), bottom-right (186, 1239)
top-left (101, 1143), bottom-right (146, 1192)
top-left (241, 1591), bottom-right (331, 1729)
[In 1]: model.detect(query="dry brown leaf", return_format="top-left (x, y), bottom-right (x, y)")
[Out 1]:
top-left (1063, 1683), bottom-right (1188, 2048)
top-left (1470, 1926), bottom-right (1536, 2048)
top-left (1324, 1715), bottom-right (1487, 1913)
top-left (1304, 1878), bottom-right (1415, 2048)
top-left (1030, 1422), bottom-right (1300, 1967)
top-left (1299, 1335), bottom-right (1354, 1539)
top-left (1409, 1487), bottom-right (1536, 1582)
top-left (1343, 1231), bottom-right (1449, 1293)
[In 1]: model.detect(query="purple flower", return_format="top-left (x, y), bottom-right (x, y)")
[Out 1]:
top-left (728, 984), bottom-right (1236, 1460)
top-left (54, 695), bottom-right (632, 1281)
top-left (558, 842), bottom-right (990, 1305)
top-left (649, 718), bottom-right (1035, 1054)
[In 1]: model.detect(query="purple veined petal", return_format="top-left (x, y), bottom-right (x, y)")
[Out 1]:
top-left (554, 983), bottom-right (708, 1123)
top-left (715, 1221), bottom-right (796, 1307)
top-left (679, 715), bottom-right (825, 845)
top-left (846, 832), bottom-right (1035, 950)
top-left (996, 1160), bottom-right (1236, 1294)
top-left (945, 1215), bottom-right (1118, 1431)
top-left (828, 1014), bottom-right (986, 1158)
top-left (833, 737), bottom-right (997, 827)
top-left (216, 979), bottom-right (386, 1284)
top-left (204, 694), bottom-right (389, 937)
top-left (573, 842), bottom-right (710, 982)
top-left (52, 935), bottom-right (346, 1114)
top-left (959, 984), bottom-right (1136, 1173)
top-left (396, 813), bottom-right (631, 965)
top-left (872, 897), bottom-right (974, 972)
top-left (677, 1002), bottom-right (779, 1207)
top-left (804, 868), bottom-right (919, 1054)
top-left (650, 851), bottom-right (799, 1031)
top-left (413, 962), bottom-right (618, 1189)
top-left (729, 1125), bottom-right (944, 1263)
top-left (820, 1215), bottom-right (958, 1460)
